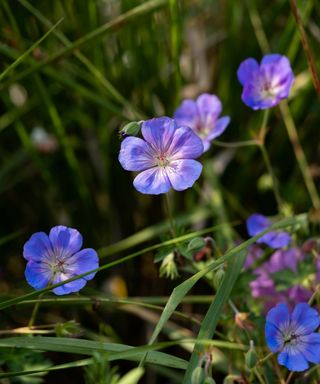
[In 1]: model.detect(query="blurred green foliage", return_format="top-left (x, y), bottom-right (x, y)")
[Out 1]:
top-left (0, 0), bottom-right (320, 382)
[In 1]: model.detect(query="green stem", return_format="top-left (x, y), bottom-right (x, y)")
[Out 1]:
top-left (259, 144), bottom-right (283, 211)
top-left (308, 284), bottom-right (320, 305)
top-left (258, 110), bottom-right (284, 211)
top-left (204, 163), bottom-right (234, 248)
top-left (164, 193), bottom-right (176, 238)
top-left (29, 280), bottom-right (54, 328)
top-left (169, 0), bottom-right (181, 109)
top-left (28, 294), bottom-right (43, 328)
top-left (258, 109), bottom-right (270, 142)
top-left (228, 299), bottom-right (239, 315)
top-left (279, 101), bottom-right (320, 210)
top-left (285, 371), bottom-right (294, 384)
top-left (254, 367), bottom-right (267, 384)
top-left (258, 352), bottom-right (273, 366)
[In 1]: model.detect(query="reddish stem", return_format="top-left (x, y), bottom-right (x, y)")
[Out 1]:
top-left (290, 0), bottom-right (320, 96)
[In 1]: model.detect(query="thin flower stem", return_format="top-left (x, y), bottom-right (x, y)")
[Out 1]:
top-left (285, 371), bottom-right (294, 384)
top-left (279, 101), bottom-right (320, 210)
top-left (253, 367), bottom-right (267, 384)
top-left (164, 193), bottom-right (176, 238)
top-left (228, 299), bottom-right (252, 343)
top-left (259, 144), bottom-right (283, 211)
top-left (28, 281), bottom-right (53, 328)
top-left (308, 284), bottom-right (320, 305)
top-left (258, 110), bottom-right (284, 211)
top-left (28, 295), bottom-right (43, 328)
top-left (257, 352), bottom-right (273, 366)
top-left (228, 299), bottom-right (239, 315)
top-left (258, 109), bottom-right (270, 143)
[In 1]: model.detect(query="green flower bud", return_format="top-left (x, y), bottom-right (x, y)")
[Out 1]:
top-left (55, 320), bottom-right (81, 337)
top-left (159, 252), bottom-right (179, 280)
top-left (191, 366), bottom-right (205, 384)
top-left (223, 375), bottom-right (241, 384)
top-left (188, 237), bottom-right (206, 252)
top-left (203, 378), bottom-right (216, 384)
top-left (119, 121), bottom-right (141, 138)
top-left (245, 340), bottom-right (258, 369)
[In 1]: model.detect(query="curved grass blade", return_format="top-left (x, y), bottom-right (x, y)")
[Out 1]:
top-left (0, 215), bottom-right (307, 311)
top-left (0, 337), bottom-right (187, 370)
top-left (0, 0), bottom-right (168, 92)
top-left (140, 214), bottom-right (307, 366)
top-left (17, 0), bottom-right (145, 120)
top-left (0, 17), bottom-right (63, 81)
top-left (183, 250), bottom-right (246, 382)
top-left (0, 224), bottom-right (223, 310)
top-left (117, 367), bottom-right (144, 384)
top-left (0, 336), bottom-right (247, 379)
top-left (99, 207), bottom-right (216, 257)
top-left (0, 358), bottom-right (93, 379)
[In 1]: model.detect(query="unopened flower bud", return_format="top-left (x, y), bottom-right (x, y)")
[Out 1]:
top-left (223, 375), bottom-right (242, 384)
top-left (159, 252), bottom-right (179, 280)
top-left (191, 366), bottom-right (205, 384)
top-left (203, 378), bottom-right (216, 384)
top-left (245, 340), bottom-right (258, 369)
top-left (188, 237), bottom-right (206, 253)
top-left (55, 320), bottom-right (81, 337)
top-left (235, 312), bottom-right (254, 330)
top-left (302, 238), bottom-right (320, 253)
top-left (194, 237), bottom-right (216, 262)
top-left (119, 121), bottom-right (141, 138)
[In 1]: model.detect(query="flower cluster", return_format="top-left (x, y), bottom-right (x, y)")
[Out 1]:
top-left (20, 52), bottom-right (299, 378)
top-left (119, 54), bottom-right (294, 195)
top-left (245, 214), bottom-right (320, 311)
top-left (249, 247), bottom-right (316, 310)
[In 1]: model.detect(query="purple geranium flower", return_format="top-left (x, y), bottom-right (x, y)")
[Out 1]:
top-left (247, 213), bottom-right (291, 249)
top-left (244, 244), bottom-right (264, 270)
top-left (249, 247), bottom-right (313, 311)
top-left (119, 117), bottom-right (204, 194)
top-left (173, 93), bottom-right (230, 151)
top-left (237, 54), bottom-right (294, 110)
top-left (265, 303), bottom-right (320, 371)
top-left (24, 226), bottom-right (99, 295)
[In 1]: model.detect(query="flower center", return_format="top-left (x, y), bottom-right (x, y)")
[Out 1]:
top-left (46, 249), bottom-right (68, 276)
top-left (51, 258), bottom-right (66, 275)
top-left (281, 322), bottom-right (303, 348)
top-left (261, 80), bottom-right (276, 98)
top-left (157, 153), bottom-right (170, 167)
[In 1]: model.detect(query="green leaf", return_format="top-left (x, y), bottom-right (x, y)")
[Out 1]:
top-left (117, 367), bottom-right (144, 384)
top-left (0, 223), bottom-right (229, 311)
top-left (0, 17), bottom-right (64, 81)
top-left (140, 214), bottom-right (307, 367)
top-left (0, 337), bottom-right (187, 370)
top-left (183, 250), bottom-right (247, 382)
